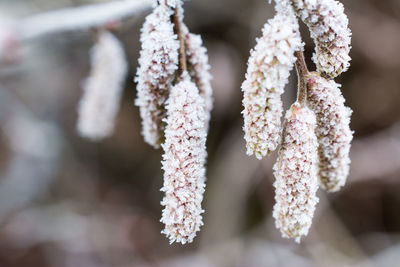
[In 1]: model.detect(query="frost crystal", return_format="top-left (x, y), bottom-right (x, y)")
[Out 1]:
top-left (291, 0), bottom-right (351, 78)
top-left (160, 73), bottom-right (207, 244)
top-left (185, 32), bottom-right (213, 130)
top-left (135, 4), bottom-right (179, 148)
top-left (273, 102), bottom-right (319, 243)
top-left (241, 11), bottom-right (303, 159)
top-left (307, 73), bottom-right (353, 192)
top-left (77, 31), bottom-right (127, 141)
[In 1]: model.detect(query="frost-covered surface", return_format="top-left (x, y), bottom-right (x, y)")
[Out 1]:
top-left (77, 31), bottom-right (127, 141)
top-left (291, 0), bottom-right (351, 78)
top-left (273, 102), bottom-right (319, 243)
top-left (160, 73), bottom-right (207, 244)
top-left (18, 0), bottom-right (153, 40)
top-left (185, 32), bottom-right (213, 130)
top-left (307, 73), bottom-right (353, 192)
top-left (241, 11), bottom-right (303, 159)
top-left (135, 4), bottom-right (179, 148)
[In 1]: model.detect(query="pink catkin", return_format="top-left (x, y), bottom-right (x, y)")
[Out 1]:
top-left (241, 10), bottom-right (303, 159)
top-left (273, 102), bottom-right (319, 243)
top-left (307, 72), bottom-right (353, 192)
top-left (291, 0), bottom-right (351, 78)
top-left (160, 73), bottom-right (207, 244)
top-left (185, 31), bottom-right (213, 130)
top-left (135, 3), bottom-right (179, 148)
top-left (77, 31), bottom-right (127, 141)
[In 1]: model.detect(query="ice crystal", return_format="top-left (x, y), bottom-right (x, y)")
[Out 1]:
top-left (77, 31), bottom-right (127, 141)
top-left (291, 0), bottom-right (351, 78)
top-left (241, 10), bottom-right (303, 159)
top-left (273, 102), bottom-right (319, 243)
top-left (185, 31), bottom-right (213, 130)
top-left (160, 73), bottom-right (207, 244)
top-left (135, 4), bottom-right (179, 148)
top-left (307, 72), bottom-right (353, 192)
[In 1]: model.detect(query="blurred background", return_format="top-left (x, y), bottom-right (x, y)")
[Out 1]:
top-left (0, 0), bottom-right (400, 266)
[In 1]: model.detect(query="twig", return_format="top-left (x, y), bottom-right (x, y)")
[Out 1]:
top-left (294, 50), bottom-right (309, 106)
top-left (17, 0), bottom-right (153, 40)
top-left (171, 7), bottom-right (187, 79)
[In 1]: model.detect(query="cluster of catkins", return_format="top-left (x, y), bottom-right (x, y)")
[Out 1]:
top-left (135, 0), bottom-right (212, 244)
top-left (242, 0), bottom-right (353, 242)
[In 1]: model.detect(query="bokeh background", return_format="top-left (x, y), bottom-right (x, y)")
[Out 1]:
top-left (1, 0), bottom-right (400, 266)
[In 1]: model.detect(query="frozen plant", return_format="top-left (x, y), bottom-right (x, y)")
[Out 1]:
top-left (135, 3), bottom-right (180, 148)
top-left (135, 0), bottom-right (212, 244)
top-left (290, 0), bottom-right (352, 78)
top-left (241, 0), bottom-right (352, 242)
top-left (241, 7), bottom-right (302, 159)
top-left (185, 31), bottom-right (213, 130)
top-left (273, 102), bottom-right (319, 243)
top-left (160, 72), bottom-right (207, 244)
top-left (307, 72), bottom-right (353, 192)
top-left (77, 30), bottom-right (127, 141)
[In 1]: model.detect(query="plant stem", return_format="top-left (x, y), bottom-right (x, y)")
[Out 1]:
top-left (294, 50), bottom-right (309, 106)
top-left (172, 7), bottom-right (187, 79)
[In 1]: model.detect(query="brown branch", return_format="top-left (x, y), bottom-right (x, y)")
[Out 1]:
top-left (294, 50), bottom-right (309, 106)
top-left (172, 7), bottom-right (187, 79)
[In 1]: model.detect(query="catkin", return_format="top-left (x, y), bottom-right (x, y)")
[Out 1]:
top-left (185, 31), bottom-right (213, 131)
top-left (77, 31), bottom-right (127, 141)
top-left (241, 10), bottom-right (302, 159)
top-left (307, 72), bottom-right (353, 192)
top-left (273, 102), bottom-right (319, 243)
top-left (135, 3), bottom-right (179, 148)
top-left (160, 73), bottom-right (207, 244)
top-left (290, 0), bottom-right (351, 78)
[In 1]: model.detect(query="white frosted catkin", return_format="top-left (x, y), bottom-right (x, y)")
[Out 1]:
top-left (307, 72), bottom-right (353, 192)
top-left (241, 11), bottom-right (303, 159)
top-left (291, 0), bottom-right (351, 78)
top-left (273, 102), bottom-right (319, 243)
top-left (77, 31), bottom-right (127, 141)
top-left (185, 32), bottom-right (213, 130)
top-left (135, 4), bottom-right (179, 148)
top-left (160, 73), bottom-right (207, 244)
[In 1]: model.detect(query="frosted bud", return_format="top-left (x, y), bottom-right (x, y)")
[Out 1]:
top-left (241, 11), bottom-right (303, 159)
top-left (135, 4), bottom-right (179, 148)
top-left (77, 31), bottom-right (127, 141)
top-left (307, 72), bottom-right (353, 192)
top-left (185, 31), bottom-right (213, 130)
top-left (273, 102), bottom-right (319, 243)
top-left (160, 73), bottom-right (207, 244)
top-left (291, 0), bottom-right (352, 78)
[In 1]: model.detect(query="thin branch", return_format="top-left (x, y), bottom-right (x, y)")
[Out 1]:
top-left (294, 50), bottom-right (309, 106)
top-left (17, 0), bottom-right (153, 40)
top-left (171, 7), bottom-right (187, 79)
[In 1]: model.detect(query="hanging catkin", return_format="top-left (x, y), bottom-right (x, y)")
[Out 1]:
top-left (160, 73), bottom-right (207, 244)
top-left (77, 31), bottom-right (127, 141)
top-left (241, 9), bottom-right (302, 159)
top-left (290, 0), bottom-right (352, 78)
top-left (135, 3), bottom-right (179, 148)
top-left (273, 102), bottom-right (319, 243)
top-left (307, 72), bottom-right (353, 192)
